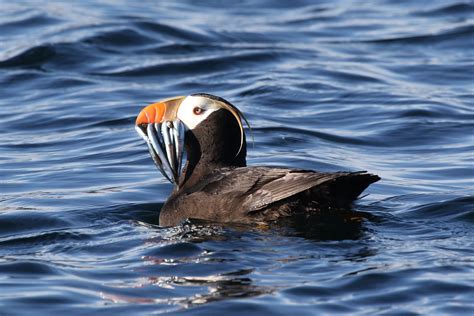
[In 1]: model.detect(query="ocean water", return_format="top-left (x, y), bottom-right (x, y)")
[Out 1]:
top-left (0, 0), bottom-right (473, 315)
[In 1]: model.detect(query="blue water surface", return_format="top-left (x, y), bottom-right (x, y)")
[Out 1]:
top-left (0, 0), bottom-right (473, 315)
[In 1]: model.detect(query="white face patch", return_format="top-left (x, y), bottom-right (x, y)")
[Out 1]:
top-left (177, 95), bottom-right (221, 130)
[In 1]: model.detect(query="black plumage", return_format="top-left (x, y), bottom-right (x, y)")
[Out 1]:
top-left (159, 95), bottom-right (380, 226)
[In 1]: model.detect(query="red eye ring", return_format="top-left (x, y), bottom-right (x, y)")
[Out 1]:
top-left (193, 107), bottom-right (203, 115)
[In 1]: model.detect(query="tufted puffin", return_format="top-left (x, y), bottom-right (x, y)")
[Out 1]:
top-left (135, 93), bottom-right (380, 227)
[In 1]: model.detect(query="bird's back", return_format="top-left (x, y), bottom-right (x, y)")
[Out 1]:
top-left (159, 167), bottom-right (380, 226)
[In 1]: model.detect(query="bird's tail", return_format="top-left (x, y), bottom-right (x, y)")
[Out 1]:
top-left (309, 171), bottom-right (380, 209)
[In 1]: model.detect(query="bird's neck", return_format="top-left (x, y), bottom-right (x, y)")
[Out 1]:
top-left (177, 110), bottom-right (247, 191)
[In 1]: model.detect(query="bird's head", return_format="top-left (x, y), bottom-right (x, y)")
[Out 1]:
top-left (135, 93), bottom-right (248, 186)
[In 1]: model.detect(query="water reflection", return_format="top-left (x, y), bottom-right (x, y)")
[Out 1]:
top-left (265, 209), bottom-right (373, 241)
top-left (101, 253), bottom-right (274, 308)
top-left (145, 270), bottom-right (274, 307)
top-left (100, 212), bottom-right (376, 308)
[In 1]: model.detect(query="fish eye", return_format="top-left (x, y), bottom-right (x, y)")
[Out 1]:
top-left (193, 107), bottom-right (204, 115)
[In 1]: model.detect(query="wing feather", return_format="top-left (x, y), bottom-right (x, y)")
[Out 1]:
top-left (243, 171), bottom-right (345, 212)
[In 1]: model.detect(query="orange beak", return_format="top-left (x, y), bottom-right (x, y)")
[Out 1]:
top-left (135, 96), bottom-right (186, 185)
top-left (136, 96), bottom-right (185, 126)
top-left (136, 101), bottom-right (167, 126)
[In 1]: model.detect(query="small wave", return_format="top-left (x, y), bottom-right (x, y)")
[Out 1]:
top-left (0, 211), bottom-right (70, 240)
top-left (0, 12), bottom-right (61, 31)
top-left (318, 68), bottom-right (385, 84)
top-left (0, 230), bottom-right (87, 249)
top-left (82, 28), bottom-right (154, 48)
top-left (95, 51), bottom-right (277, 77)
top-left (255, 126), bottom-right (379, 146)
top-left (0, 261), bottom-right (59, 276)
top-left (0, 44), bottom-right (56, 68)
top-left (3, 112), bottom-right (93, 133)
top-left (398, 109), bottom-right (449, 119)
top-left (378, 193), bottom-right (474, 222)
top-left (135, 21), bottom-right (211, 42)
top-left (363, 24), bottom-right (474, 45)
top-left (414, 2), bottom-right (474, 17)
top-left (333, 268), bottom-right (474, 314)
top-left (89, 117), bottom-right (134, 128)
top-left (376, 120), bottom-right (473, 147)
top-left (411, 196), bottom-right (474, 222)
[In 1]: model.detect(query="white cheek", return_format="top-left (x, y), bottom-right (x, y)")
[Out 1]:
top-left (177, 97), bottom-right (219, 130)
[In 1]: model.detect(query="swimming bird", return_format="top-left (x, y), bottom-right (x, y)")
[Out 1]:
top-left (135, 93), bottom-right (380, 227)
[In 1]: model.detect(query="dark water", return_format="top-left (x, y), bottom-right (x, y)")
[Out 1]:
top-left (1, 0), bottom-right (473, 314)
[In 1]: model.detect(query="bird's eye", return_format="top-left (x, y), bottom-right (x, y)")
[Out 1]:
top-left (193, 107), bottom-right (203, 115)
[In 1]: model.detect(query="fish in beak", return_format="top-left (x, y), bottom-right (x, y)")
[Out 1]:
top-left (135, 96), bottom-right (186, 185)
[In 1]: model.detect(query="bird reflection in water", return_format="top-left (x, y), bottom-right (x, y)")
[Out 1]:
top-left (101, 259), bottom-right (274, 307)
top-left (100, 214), bottom-right (374, 307)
